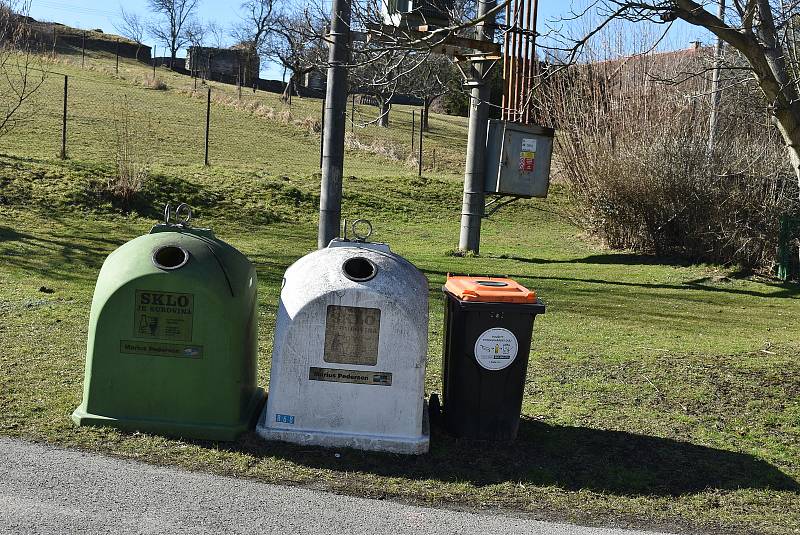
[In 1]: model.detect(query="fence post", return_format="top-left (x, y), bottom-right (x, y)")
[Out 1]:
top-left (411, 109), bottom-right (415, 153)
top-left (152, 46), bottom-right (156, 78)
top-left (319, 96), bottom-right (326, 169)
top-left (81, 31), bottom-right (86, 68)
top-left (350, 94), bottom-right (355, 134)
top-left (115, 38), bottom-right (120, 75)
top-left (204, 87), bottom-right (211, 166)
top-left (418, 107), bottom-right (424, 177)
top-left (60, 75), bottom-right (68, 160)
top-left (433, 148), bottom-right (436, 172)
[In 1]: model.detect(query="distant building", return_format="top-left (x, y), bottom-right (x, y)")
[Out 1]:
top-left (186, 45), bottom-right (260, 85)
top-left (304, 70), bottom-right (326, 91)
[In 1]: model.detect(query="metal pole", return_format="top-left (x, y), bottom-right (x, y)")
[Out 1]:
top-left (81, 31), bottom-right (86, 68)
top-left (319, 96), bottom-right (326, 169)
top-left (411, 109), bottom-right (415, 153)
top-left (514, 0), bottom-right (525, 122)
top-left (526, 0), bottom-right (539, 124)
top-left (458, 0), bottom-right (497, 253)
top-left (708, 0), bottom-right (725, 152)
top-left (508, 0), bottom-right (519, 121)
top-left (204, 88), bottom-right (211, 166)
top-left (318, 0), bottom-right (351, 249)
top-left (418, 107), bottom-right (424, 177)
top-left (60, 75), bottom-right (68, 160)
top-left (501, 1), bottom-right (511, 120)
top-left (351, 93), bottom-right (355, 134)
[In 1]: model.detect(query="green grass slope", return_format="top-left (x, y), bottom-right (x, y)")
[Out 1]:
top-left (1, 52), bottom-right (799, 534)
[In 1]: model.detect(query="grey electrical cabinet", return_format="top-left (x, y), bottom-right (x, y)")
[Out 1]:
top-left (381, 0), bottom-right (453, 27)
top-left (484, 120), bottom-right (555, 198)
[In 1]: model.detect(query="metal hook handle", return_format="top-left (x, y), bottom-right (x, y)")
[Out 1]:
top-left (351, 219), bottom-right (373, 242)
top-left (163, 203), bottom-right (193, 227)
top-left (175, 203), bottom-right (193, 227)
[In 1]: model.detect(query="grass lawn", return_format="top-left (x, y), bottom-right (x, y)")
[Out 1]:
top-left (1, 50), bottom-right (799, 535)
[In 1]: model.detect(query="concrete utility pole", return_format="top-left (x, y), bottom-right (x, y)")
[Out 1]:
top-left (458, 0), bottom-right (497, 253)
top-left (318, 0), bottom-right (352, 249)
top-left (708, 0), bottom-right (725, 152)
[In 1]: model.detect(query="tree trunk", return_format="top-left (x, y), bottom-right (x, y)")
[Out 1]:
top-left (675, 0), bottom-right (800, 191)
top-left (282, 74), bottom-right (294, 103)
top-left (378, 99), bottom-right (390, 127)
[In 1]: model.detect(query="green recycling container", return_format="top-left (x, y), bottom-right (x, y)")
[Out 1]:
top-left (72, 209), bottom-right (263, 441)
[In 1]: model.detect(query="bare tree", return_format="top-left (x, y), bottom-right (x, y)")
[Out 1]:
top-left (550, 1), bottom-right (800, 192)
top-left (235, 0), bottom-right (276, 82)
top-left (405, 54), bottom-right (455, 131)
top-left (207, 20), bottom-right (226, 48)
top-left (184, 18), bottom-right (206, 78)
top-left (147, 0), bottom-right (199, 67)
top-left (115, 8), bottom-right (146, 61)
top-left (0, 0), bottom-right (47, 140)
top-left (268, 11), bottom-right (326, 103)
top-left (350, 47), bottom-right (408, 127)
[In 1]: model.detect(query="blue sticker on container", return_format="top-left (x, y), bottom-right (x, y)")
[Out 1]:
top-left (276, 414), bottom-right (295, 424)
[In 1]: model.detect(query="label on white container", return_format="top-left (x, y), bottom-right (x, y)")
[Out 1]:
top-left (474, 328), bottom-right (518, 370)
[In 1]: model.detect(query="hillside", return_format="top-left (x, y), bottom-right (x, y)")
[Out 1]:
top-left (1, 52), bottom-right (799, 535)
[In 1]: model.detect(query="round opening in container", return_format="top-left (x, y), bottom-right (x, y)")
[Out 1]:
top-left (477, 280), bottom-right (509, 287)
top-left (343, 256), bottom-right (377, 282)
top-left (152, 245), bottom-right (189, 270)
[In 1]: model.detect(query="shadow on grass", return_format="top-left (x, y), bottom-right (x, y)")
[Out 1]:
top-left (0, 224), bottom-right (126, 282)
top-left (492, 253), bottom-right (693, 267)
top-left (230, 418), bottom-right (798, 497)
top-left (421, 265), bottom-right (800, 300)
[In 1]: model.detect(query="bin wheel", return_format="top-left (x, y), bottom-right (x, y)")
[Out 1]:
top-left (429, 393), bottom-right (442, 426)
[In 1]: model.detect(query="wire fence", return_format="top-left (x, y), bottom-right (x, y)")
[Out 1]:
top-left (1, 63), bottom-right (451, 179)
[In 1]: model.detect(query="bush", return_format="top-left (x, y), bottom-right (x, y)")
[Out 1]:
top-left (536, 47), bottom-right (799, 271)
top-left (108, 97), bottom-right (153, 208)
top-left (143, 76), bottom-right (167, 90)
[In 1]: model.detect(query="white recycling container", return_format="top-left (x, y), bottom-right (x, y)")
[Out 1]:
top-left (257, 232), bottom-right (430, 454)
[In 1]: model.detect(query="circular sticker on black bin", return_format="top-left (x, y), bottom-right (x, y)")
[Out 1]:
top-left (474, 327), bottom-right (519, 370)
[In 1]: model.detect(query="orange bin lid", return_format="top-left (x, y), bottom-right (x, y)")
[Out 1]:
top-left (444, 275), bottom-right (537, 303)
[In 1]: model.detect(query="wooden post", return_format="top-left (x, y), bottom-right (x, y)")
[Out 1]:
top-left (81, 31), bottom-right (86, 68)
top-left (433, 148), bottom-right (436, 172)
top-left (418, 107), bottom-right (424, 177)
top-left (60, 76), bottom-right (68, 160)
top-left (204, 88), bottom-right (211, 166)
top-left (152, 45), bottom-right (156, 78)
top-left (116, 38), bottom-right (120, 75)
top-left (350, 94), bottom-right (355, 134)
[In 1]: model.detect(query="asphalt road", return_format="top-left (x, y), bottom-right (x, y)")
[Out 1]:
top-left (0, 438), bottom-right (676, 535)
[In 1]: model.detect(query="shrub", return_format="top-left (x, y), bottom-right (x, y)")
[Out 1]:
top-left (143, 76), bottom-right (167, 90)
top-left (536, 45), bottom-right (799, 271)
top-left (108, 97), bottom-right (153, 207)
